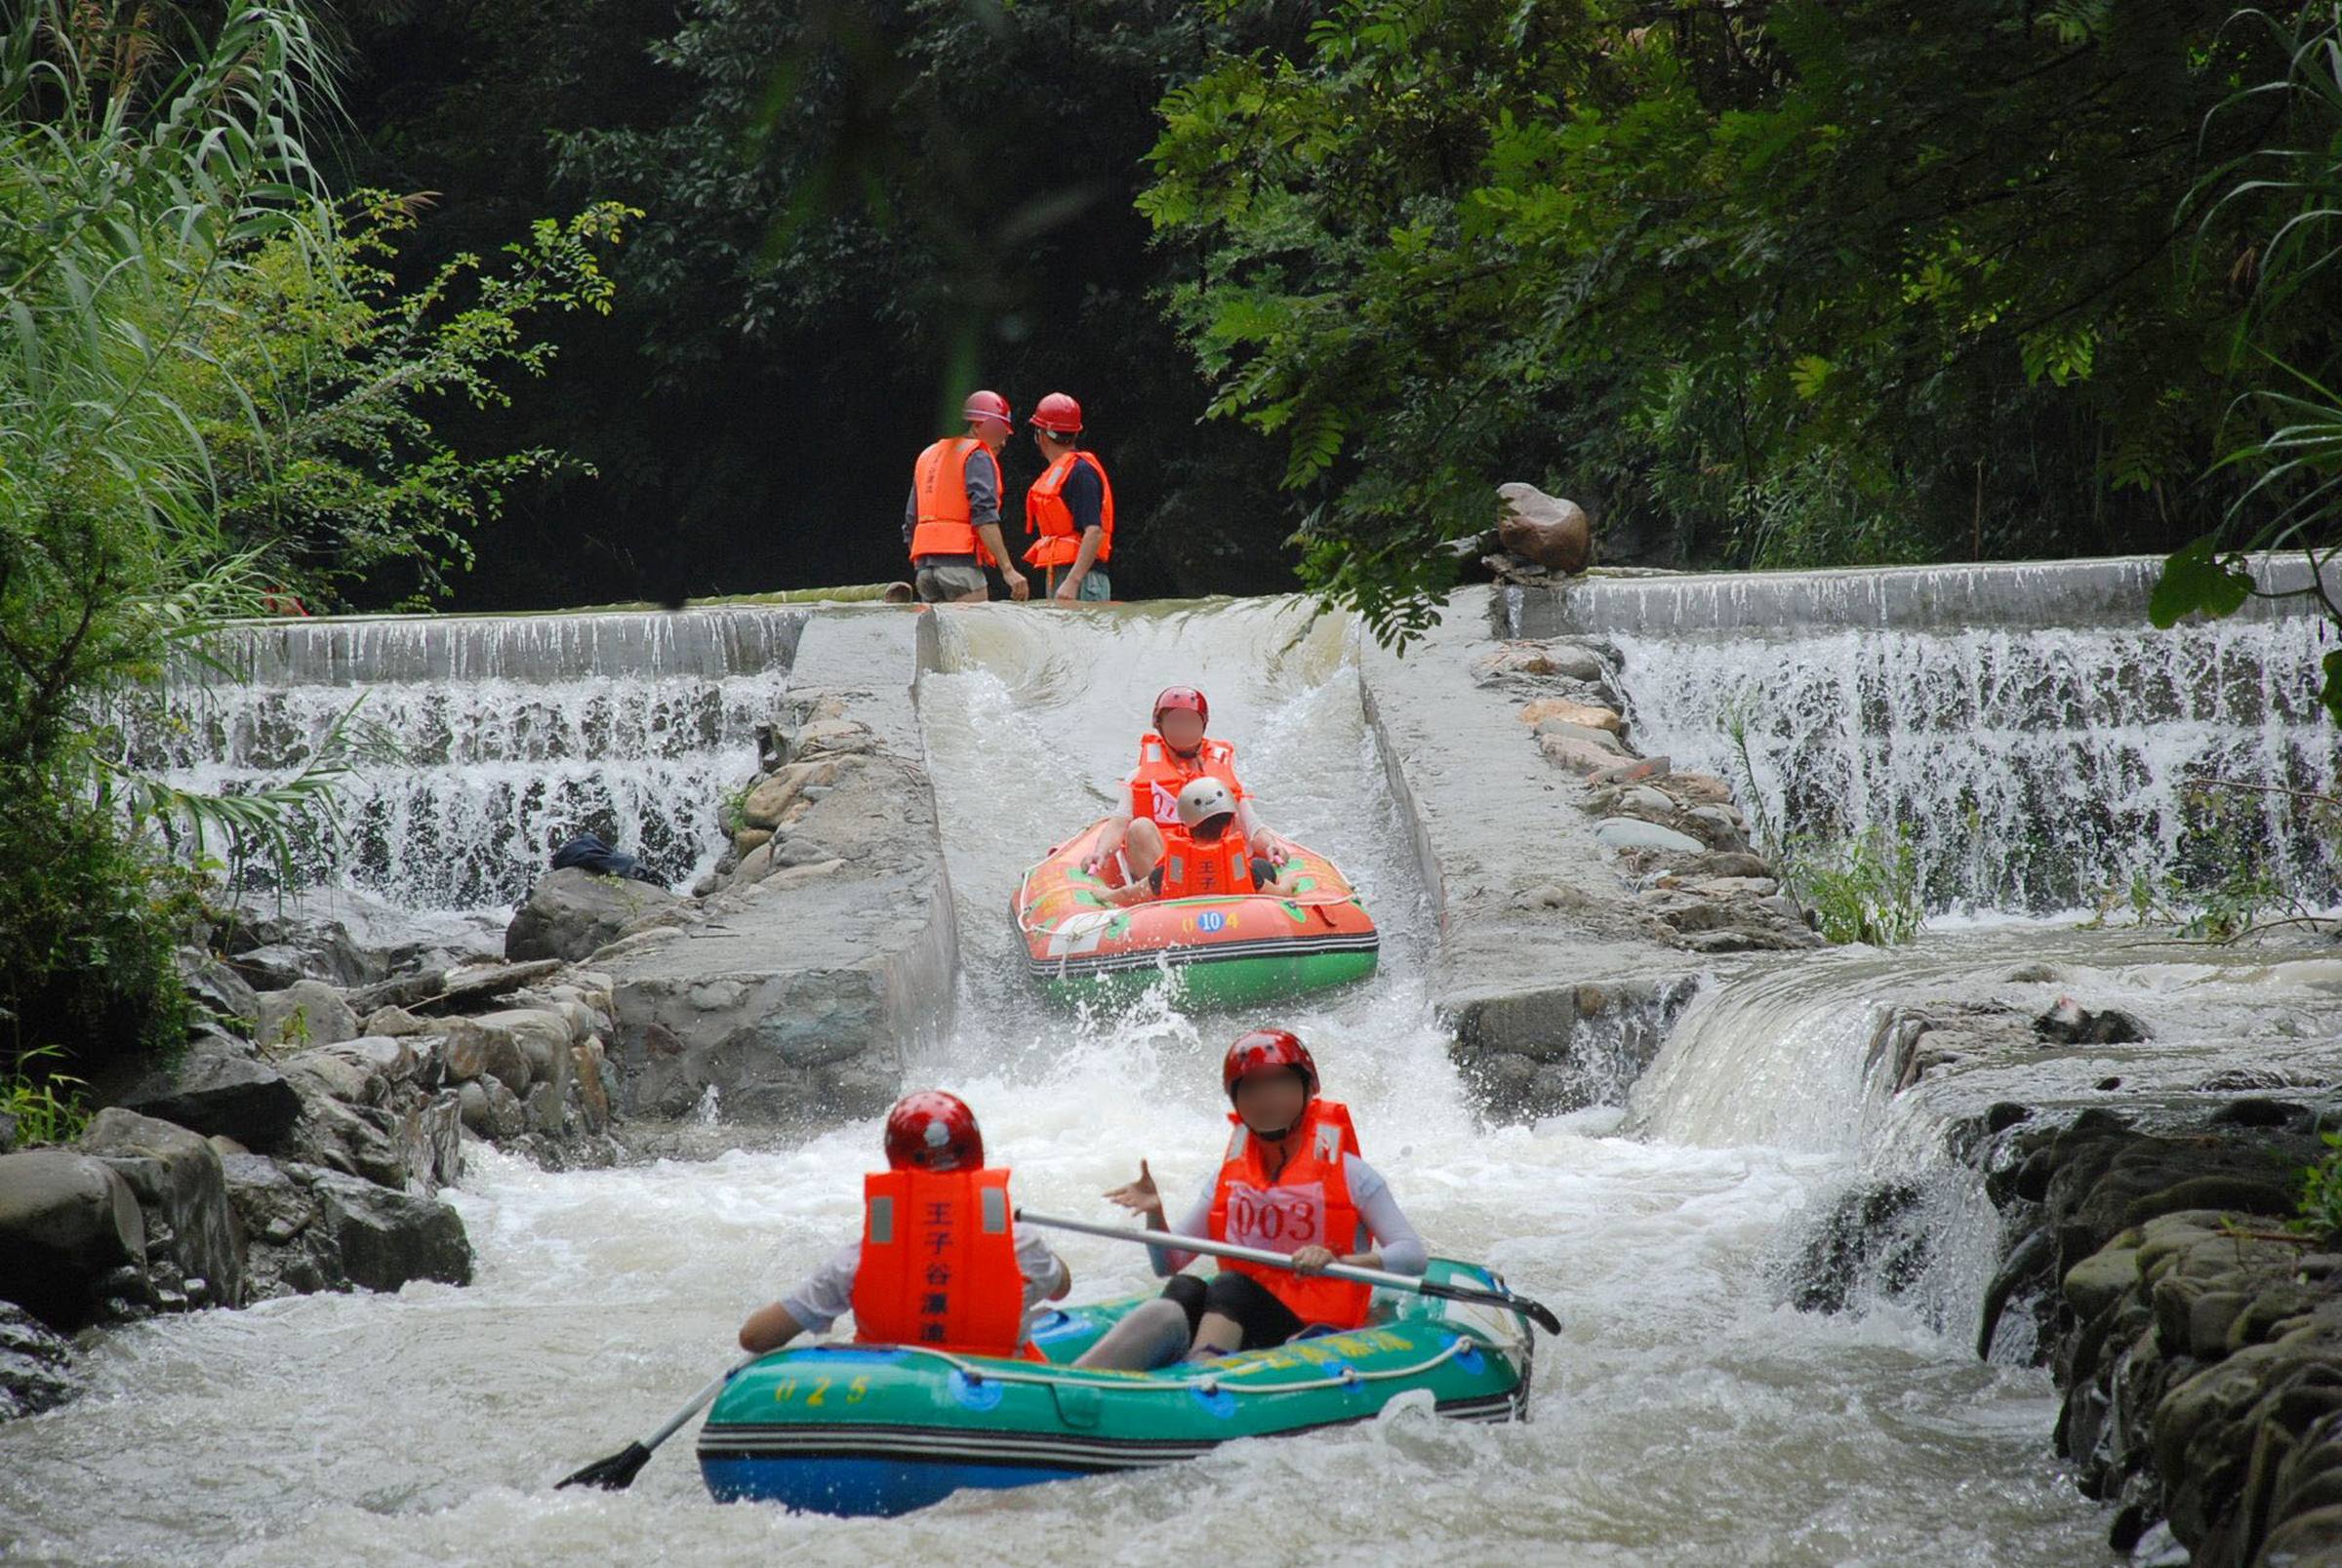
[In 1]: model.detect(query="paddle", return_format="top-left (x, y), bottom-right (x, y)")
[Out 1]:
top-left (555, 1353), bottom-right (758, 1491)
top-left (1017, 1209), bottom-right (1563, 1336)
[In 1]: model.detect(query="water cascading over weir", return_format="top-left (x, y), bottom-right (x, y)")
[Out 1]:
top-left (17, 553), bottom-right (2335, 1564)
top-left (146, 556), bottom-right (2338, 1128)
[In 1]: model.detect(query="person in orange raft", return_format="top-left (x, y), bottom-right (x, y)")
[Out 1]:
top-left (1085, 686), bottom-right (1296, 886)
top-left (1099, 778), bottom-right (1303, 905)
top-left (1072, 1029), bottom-right (1428, 1371)
top-left (737, 1092), bottom-right (1070, 1358)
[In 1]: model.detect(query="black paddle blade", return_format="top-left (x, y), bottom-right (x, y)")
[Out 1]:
top-left (1512, 1297), bottom-right (1563, 1336)
top-left (556, 1440), bottom-right (653, 1491)
top-left (1421, 1278), bottom-right (1563, 1336)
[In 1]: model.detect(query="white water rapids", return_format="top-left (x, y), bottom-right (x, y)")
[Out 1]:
top-left (10, 593), bottom-right (2339, 1564)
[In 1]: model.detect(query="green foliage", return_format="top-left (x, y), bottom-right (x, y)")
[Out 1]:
top-left (2294, 1130), bottom-right (2342, 1241)
top-left (173, 192), bottom-right (638, 609)
top-left (2156, 4), bottom-right (2342, 724)
top-left (0, 767), bottom-right (196, 1075)
top-left (0, 2), bottom-right (616, 1082)
top-left (1143, 0), bottom-right (2293, 643)
top-left (1720, 684), bottom-right (1919, 945)
top-left (0, 1046), bottom-right (93, 1148)
top-left (1781, 825), bottom-right (1924, 947)
top-left (2085, 782), bottom-right (2338, 942)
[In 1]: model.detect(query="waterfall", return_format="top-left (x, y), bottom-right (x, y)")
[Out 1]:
top-left (133, 608), bottom-right (805, 908)
top-left (1609, 615), bottom-right (2340, 917)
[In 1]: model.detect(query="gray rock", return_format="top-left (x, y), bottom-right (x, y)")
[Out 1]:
top-left (1496, 483), bottom-right (1593, 575)
top-left (342, 958), bottom-right (563, 1019)
top-left (117, 1050), bottom-right (301, 1146)
top-left (571, 1038), bottom-right (612, 1135)
top-left (0, 1302), bottom-right (79, 1422)
top-left (1594, 817), bottom-right (1706, 855)
top-left (176, 947), bottom-right (262, 1031)
top-left (458, 1076), bottom-right (528, 1141)
top-left (221, 1152), bottom-right (319, 1247)
top-left (77, 1108), bottom-right (245, 1311)
top-left (440, 1015), bottom-right (538, 1096)
top-left (255, 980), bottom-right (358, 1051)
top-left (400, 1092), bottom-right (465, 1195)
top-left (1617, 784), bottom-right (1676, 818)
top-left (360, 1005), bottom-right (433, 1037)
top-left (311, 1171), bottom-right (472, 1292)
top-left (0, 1150), bottom-right (145, 1328)
top-left (232, 1159), bottom-right (471, 1298)
top-left (504, 867), bottom-right (685, 964)
top-left (1539, 734), bottom-right (1621, 777)
top-left (1532, 718), bottom-right (1627, 753)
top-left (273, 1082), bottom-right (413, 1191)
top-left (0, 1110), bottom-right (15, 1155)
top-left (607, 618), bottom-right (949, 1129)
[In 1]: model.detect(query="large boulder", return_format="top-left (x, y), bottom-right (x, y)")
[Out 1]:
top-left (440, 1016), bottom-right (535, 1097)
top-left (272, 1084), bottom-right (413, 1191)
top-left (311, 1169), bottom-right (472, 1293)
top-left (504, 867), bottom-right (685, 964)
top-left (78, 1108), bottom-right (245, 1310)
top-left (1496, 482), bottom-right (1593, 575)
top-left (0, 1302), bottom-right (79, 1422)
top-left (254, 980), bottom-right (358, 1052)
top-left (117, 1049), bottom-right (301, 1146)
top-left (226, 1156), bottom-right (471, 1298)
top-left (0, 1151), bottom-right (145, 1329)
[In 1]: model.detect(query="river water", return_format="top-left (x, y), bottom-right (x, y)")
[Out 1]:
top-left (12, 595), bottom-right (2339, 1565)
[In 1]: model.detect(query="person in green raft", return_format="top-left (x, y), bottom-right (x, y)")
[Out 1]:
top-left (1074, 1028), bottom-right (1428, 1371)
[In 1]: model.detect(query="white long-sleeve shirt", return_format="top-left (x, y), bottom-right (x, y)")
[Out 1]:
top-left (1147, 1154), bottom-right (1428, 1277)
top-left (780, 1223), bottom-right (1068, 1338)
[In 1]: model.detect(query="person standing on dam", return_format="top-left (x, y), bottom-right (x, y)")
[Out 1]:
top-left (905, 390), bottom-right (1030, 605)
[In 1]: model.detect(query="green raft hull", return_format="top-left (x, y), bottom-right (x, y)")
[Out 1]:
top-left (698, 1261), bottom-right (1531, 1516)
top-left (1031, 946), bottom-right (1381, 1012)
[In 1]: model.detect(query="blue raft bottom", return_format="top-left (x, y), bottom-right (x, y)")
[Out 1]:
top-left (702, 1457), bottom-right (1085, 1518)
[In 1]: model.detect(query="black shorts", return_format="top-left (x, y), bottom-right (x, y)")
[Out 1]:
top-left (1161, 1271), bottom-right (1305, 1350)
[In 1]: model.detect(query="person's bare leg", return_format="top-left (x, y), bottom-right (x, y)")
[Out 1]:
top-left (1125, 819), bottom-right (1166, 877)
top-left (1187, 1310), bottom-right (1243, 1358)
top-left (1071, 1299), bottom-right (1191, 1371)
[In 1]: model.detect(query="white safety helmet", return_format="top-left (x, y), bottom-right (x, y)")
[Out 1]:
top-left (1176, 777), bottom-right (1238, 836)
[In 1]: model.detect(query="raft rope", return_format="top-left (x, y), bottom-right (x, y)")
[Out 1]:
top-left (890, 1337), bottom-right (1472, 1398)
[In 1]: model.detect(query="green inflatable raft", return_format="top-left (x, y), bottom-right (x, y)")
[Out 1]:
top-left (697, 1261), bottom-right (1532, 1516)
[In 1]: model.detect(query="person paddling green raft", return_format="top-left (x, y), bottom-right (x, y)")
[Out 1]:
top-left (1074, 1027), bottom-right (1429, 1371)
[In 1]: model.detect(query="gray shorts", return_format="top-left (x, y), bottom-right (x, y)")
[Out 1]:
top-left (1070, 568), bottom-right (1112, 603)
top-left (914, 562), bottom-right (989, 603)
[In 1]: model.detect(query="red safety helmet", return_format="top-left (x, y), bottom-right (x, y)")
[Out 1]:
top-left (1152, 686), bottom-right (1208, 730)
top-left (1030, 392), bottom-right (1083, 434)
top-left (962, 389), bottom-right (1014, 428)
top-left (883, 1090), bottom-right (985, 1172)
top-left (1223, 1028), bottom-right (1317, 1103)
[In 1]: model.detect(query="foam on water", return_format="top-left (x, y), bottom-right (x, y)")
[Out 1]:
top-left (0, 598), bottom-right (2120, 1565)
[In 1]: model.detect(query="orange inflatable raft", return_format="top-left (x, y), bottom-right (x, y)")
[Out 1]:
top-left (1013, 819), bottom-right (1379, 1009)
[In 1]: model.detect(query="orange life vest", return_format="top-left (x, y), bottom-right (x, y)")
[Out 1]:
top-left (909, 437), bottom-right (1001, 567)
top-left (1157, 831), bottom-right (1256, 900)
top-left (1207, 1100), bottom-right (1371, 1330)
top-left (1127, 733), bottom-right (1242, 828)
top-left (850, 1166), bottom-right (1027, 1355)
top-left (1023, 450), bottom-right (1115, 568)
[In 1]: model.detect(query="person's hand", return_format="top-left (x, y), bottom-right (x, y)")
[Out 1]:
top-left (1289, 1244), bottom-right (1337, 1275)
top-left (1055, 578), bottom-right (1081, 603)
top-left (1005, 569), bottom-right (1030, 601)
top-left (1103, 1159), bottom-right (1162, 1220)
